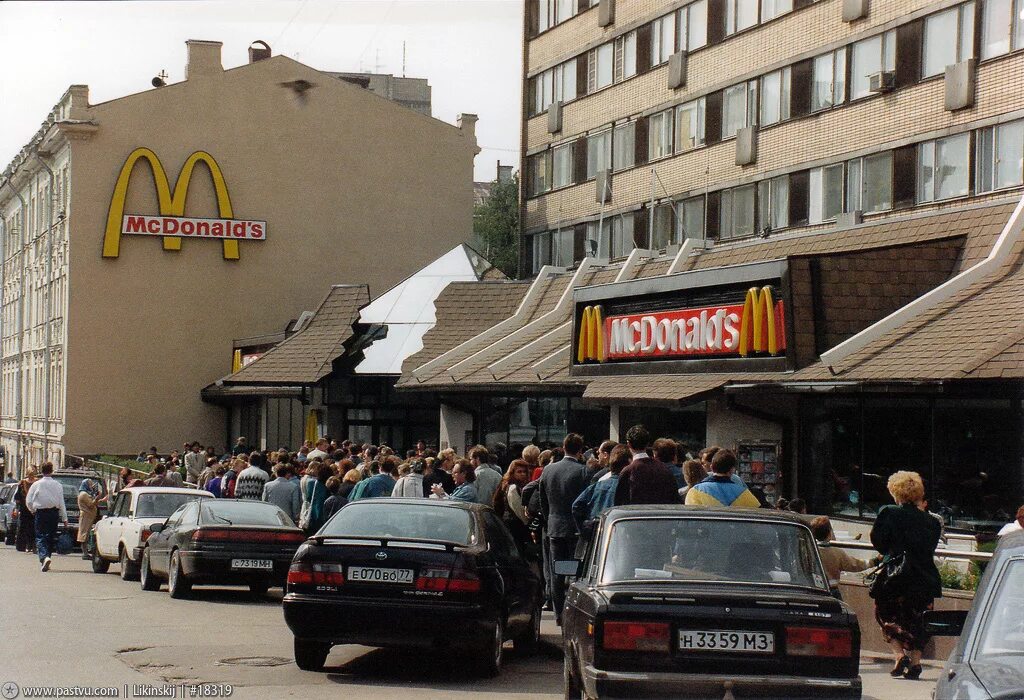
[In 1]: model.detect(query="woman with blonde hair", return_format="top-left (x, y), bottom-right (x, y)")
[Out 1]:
top-left (522, 444), bottom-right (541, 468)
top-left (869, 470), bottom-right (941, 680)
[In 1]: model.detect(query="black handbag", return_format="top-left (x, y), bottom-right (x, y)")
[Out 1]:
top-left (866, 551), bottom-right (907, 599)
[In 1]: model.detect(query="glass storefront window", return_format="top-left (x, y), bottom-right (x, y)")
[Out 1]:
top-left (621, 404), bottom-right (707, 453)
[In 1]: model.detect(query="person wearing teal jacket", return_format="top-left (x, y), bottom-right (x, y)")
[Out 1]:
top-left (350, 458), bottom-right (398, 501)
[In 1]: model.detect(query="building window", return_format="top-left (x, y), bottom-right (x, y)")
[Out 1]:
top-left (846, 152), bottom-right (893, 213)
top-left (677, 195), bottom-right (706, 240)
top-left (976, 120), bottom-right (1024, 193)
top-left (850, 31), bottom-right (896, 99)
top-left (809, 164), bottom-right (845, 224)
top-left (980, 0), bottom-right (1024, 59)
top-left (812, 49), bottom-right (847, 111)
top-left (614, 31), bottom-right (637, 81)
top-left (613, 122), bottom-right (635, 171)
top-left (649, 109), bottom-right (674, 161)
top-left (589, 215), bottom-right (635, 259)
top-left (588, 43), bottom-right (614, 92)
top-left (652, 14), bottom-right (676, 66)
top-left (720, 184), bottom-right (756, 239)
top-left (531, 59), bottom-right (576, 115)
top-left (677, 0), bottom-right (708, 51)
top-left (757, 175), bottom-right (789, 232)
top-left (531, 231), bottom-right (552, 273)
top-left (918, 133), bottom-right (970, 203)
top-left (760, 67), bottom-right (791, 126)
top-left (650, 204), bottom-right (676, 250)
top-left (923, 5), bottom-right (975, 78)
top-left (723, 80), bottom-right (757, 139)
top-left (725, 0), bottom-right (758, 35)
top-left (760, 0), bottom-right (792, 22)
top-left (537, 0), bottom-right (578, 32)
top-left (551, 228), bottom-right (574, 267)
top-left (527, 151), bottom-right (551, 196)
top-left (587, 129), bottom-right (612, 179)
top-left (675, 97), bottom-right (705, 153)
top-left (552, 143), bottom-right (573, 189)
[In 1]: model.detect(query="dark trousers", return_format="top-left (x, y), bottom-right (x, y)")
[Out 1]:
top-left (16, 510), bottom-right (36, 551)
top-left (547, 535), bottom-right (578, 623)
top-left (34, 508), bottom-right (59, 562)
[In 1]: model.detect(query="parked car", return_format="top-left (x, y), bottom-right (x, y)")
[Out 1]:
top-left (139, 498), bottom-right (305, 599)
top-left (927, 530), bottom-right (1024, 699)
top-left (0, 483), bottom-right (18, 544)
top-left (558, 506), bottom-right (862, 699)
top-left (282, 499), bottom-right (542, 675)
top-left (91, 487), bottom-right (212, 580)
top-left (51, 469), bottom-right (108, 548)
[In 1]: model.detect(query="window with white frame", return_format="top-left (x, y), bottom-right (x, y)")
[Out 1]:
top-left (532, 231), bottom-right (552, 273)
top-left (725, 0), bottom-right (758, 35)
top-left (650, 204), bottom-right (676, 249)
top-left (720, 184), bottom-right (756, 239)
top-left (723, 80), bottom-right (758, 138)
top-left (976, 119), bottom-right (1024, 193)
top-left (649, 109), bottom-right (674, 160)
top-left (551, 228), bottom-right (574, 267)
top-left (538, 0), bottom-right (578, 32)
top-left (846, 151), bottom-right (893, 213)
top-left (677, 195), bottom-right (706, 240)
top-left (532, 59), bottom-right (576, 115)
top-left (757, 175), bottom-right (789, 231)
top-left (613, 122), bottom-right (635, 171)
top-left (614, 31), bottom-right (637, 81)
top-left (809, 164), bottom-right (845, 224)
top-left (923, 5), bottom-right (975, 78)
top-left (850, 31), bottom-right (896, 99)
top-left (675, 98), bottom-right (705, 153)
top-left (980, 0), bottom-right (1024, 58)
top-left (760, 67), bottom-right (791, 126)
top-left (812, 49), bottom-right (847, 111)
top-left (761, 0), bottom-right (793, 22)
top-left (552, 143), bottom-right (573, 189)
top-left (917, 133), bottom-right (970, 203)
top-left (587, 129), bottom-right (612, 179)
top-left (528, 151), bottom-right (551, 196)
top-left (589, 43), bottom-right (614, 92)
top-left (652, 14), bottom-right (676, 66)
top-left (589, 215), bottom-right (635, 259)
top-left (677, 0), bottom-right (709, 51)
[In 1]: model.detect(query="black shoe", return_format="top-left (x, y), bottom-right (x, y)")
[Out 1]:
top-left (904, 664), bottom-right (923, 680)
top-left (890, 656), bottom-right (910, 677)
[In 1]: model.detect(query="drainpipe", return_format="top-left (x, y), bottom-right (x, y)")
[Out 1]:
top-left (0, 177), bottom-right (28, 473)
top-left (34, 153), bottom-right (56, 464)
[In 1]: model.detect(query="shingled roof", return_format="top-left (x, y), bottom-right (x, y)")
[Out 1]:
top-left (223, 285), bottom-right (369, 385)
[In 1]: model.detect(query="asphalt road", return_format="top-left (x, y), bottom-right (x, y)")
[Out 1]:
top-left (0, 546), bottom-right (938, 699)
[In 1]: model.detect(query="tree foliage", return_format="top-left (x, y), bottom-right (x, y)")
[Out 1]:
top-left (473, 175), bottom-right (520, 278)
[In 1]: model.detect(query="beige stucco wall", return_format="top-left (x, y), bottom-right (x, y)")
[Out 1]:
top-left (63, 53), bottom-right (475, 454)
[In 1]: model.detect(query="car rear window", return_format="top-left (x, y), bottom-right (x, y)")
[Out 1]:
top-left (601, 517), bottom-right (827, 591)
top-left (201, 501), bottom-right (293, 527)
top-left (976, 560), bottom-right (1024, 659)
top-left (136, 493), bottom-right (208, 518)
top-left (319, 503), bottom-right (476, 545)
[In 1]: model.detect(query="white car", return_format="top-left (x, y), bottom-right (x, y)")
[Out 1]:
top-left (92, 486), bottom-right (213, 580)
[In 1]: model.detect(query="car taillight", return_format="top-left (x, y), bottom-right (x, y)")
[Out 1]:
top-left (785, 626), bottom-right (852, 657)
top-left (415, 567), bottom-right (450, 591)
top-left (414, 567), bottom-right (481, 593)
top-left (603, 621), bottom-right (671, 652)
top-left (287, 561), bottom-right (345, 587)
top-left (140, 530), bottom-right (152, 542)
top-left (192, 528), bottom-right (305, 543)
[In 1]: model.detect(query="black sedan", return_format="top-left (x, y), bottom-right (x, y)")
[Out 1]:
top-left (139, 499), bottom-right (305, 598)
top-left (558, 506), bottom-right (862, 699)
top-left (282, 499), bottom-right (542, 676)
top-left (928, 530), bottom-right (1024, 699)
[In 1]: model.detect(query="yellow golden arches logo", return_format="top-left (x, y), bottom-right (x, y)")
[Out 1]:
top-left (577, 305), bottom-right (606, 362)
top-left (738, 286), bottom-right (780, 357)
top-left (103, 148), bottom-right (260, 260)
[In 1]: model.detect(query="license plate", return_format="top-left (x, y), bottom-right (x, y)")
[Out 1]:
top-left (348, 566), bottom-right (414, 584)
top-left (679, 630), bottom-right (775, 653)
top-left (231, 558), bottom-right (273, 570)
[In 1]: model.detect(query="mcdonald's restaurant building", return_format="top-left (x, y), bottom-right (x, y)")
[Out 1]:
top-left (398, 195), bottom-right (1024, 535)
top-left (0, 39), bottom-right (480, 472)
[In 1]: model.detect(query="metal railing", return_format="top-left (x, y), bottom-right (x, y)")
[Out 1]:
top-left (832, 538), bottom-right (993, 563)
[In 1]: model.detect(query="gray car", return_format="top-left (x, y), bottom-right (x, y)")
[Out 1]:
top-left (928, 530), bottom-right (1024, 700)
top-left (0, 483), bottom-right (18, 544)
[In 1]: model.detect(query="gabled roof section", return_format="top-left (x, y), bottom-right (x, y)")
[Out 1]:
top-left (222, 284), bottom-right (369, 385)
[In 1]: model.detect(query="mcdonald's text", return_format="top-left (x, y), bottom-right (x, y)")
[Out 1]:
top-left (121, 215), bottom-right (266, 240)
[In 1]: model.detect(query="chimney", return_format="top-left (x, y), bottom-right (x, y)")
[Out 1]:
top-left (67, 85), bottom-right (90, 121)
top-left (185, 40), bottom-right (223, 79)
top-left (457, 113), bottom-right (481, 155)
top-left (248, 40), bottom-right (271, 64)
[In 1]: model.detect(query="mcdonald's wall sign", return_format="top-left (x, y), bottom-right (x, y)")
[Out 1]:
top-left (103, 147), bottom-right (267, 260)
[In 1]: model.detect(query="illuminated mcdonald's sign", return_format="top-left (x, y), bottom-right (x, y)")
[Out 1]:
top-left (738, 286), bottom-right (780, 357)
top-left (103, 147), bottom-right (267, 260)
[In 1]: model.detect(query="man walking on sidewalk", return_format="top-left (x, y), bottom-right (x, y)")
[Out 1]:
top-left (25, 461), bottom-right (68, 572)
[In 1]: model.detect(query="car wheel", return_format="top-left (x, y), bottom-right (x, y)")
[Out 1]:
top-left (293, 638), bottom-right (330, 672)
top-left (120, 547), bottom-right (140, 581)
top-left (91, 545), bottom-right (110, 574)
top-left (140, 548), bottom-right (160, 591)
top-left (167, 550), bottom-right (192, 599)
top-left (249, 580), bottom-right (270, 598)
top-left (477, 617), bottom-right (505, 677)
top-left (513, 603), bottom-right (542, 655)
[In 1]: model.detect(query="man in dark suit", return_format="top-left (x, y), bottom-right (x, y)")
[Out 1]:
top-left (614, 425), bottom-right (681, 506)
top-left (539, 432), bottom-right (589, 624)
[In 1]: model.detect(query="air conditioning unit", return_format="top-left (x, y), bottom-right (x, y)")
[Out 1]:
top-left (595, 170), bottom-right (612, 203)
top-left (668, 51), bottom-right (688, 90)
top-left (598, 0), bottom-right (615, 27)
top-left (547, 100), bottom-right (563, 134)
top-left (868, 71), bottom-right (895, 94)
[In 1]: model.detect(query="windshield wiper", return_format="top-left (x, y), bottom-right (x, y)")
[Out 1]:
top-left (208, 513), bottom-right (233, 525)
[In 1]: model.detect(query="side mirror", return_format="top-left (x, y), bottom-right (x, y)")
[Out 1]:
top-left (923, 609), bottom-right (968, 637)
top-left (554, 559), bottom-right (583, 578)
top-left (148, 523), bottom-right (164, 534)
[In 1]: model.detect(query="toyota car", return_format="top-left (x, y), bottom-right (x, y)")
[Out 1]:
top-left (558, 506), bottom-right (862, 699)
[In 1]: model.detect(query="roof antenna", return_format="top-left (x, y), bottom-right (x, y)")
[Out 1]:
top-left (402, 41), bottom-right (406, 77)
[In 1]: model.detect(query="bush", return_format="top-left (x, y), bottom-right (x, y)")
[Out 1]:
top-left (95, 454), bottom-right (150, 474)
top-left (938, 562), bottom-right (979, 592)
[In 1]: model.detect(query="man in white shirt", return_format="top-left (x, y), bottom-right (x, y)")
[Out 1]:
top-left (25, 461), bottom-right (68, 572)
top-left (998, 505), bottom-right (1024, 537)
top-left (306, 439), bottom-right (330, 462)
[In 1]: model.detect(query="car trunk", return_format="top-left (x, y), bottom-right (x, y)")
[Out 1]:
top-left (191, 526), bottom-right (305, 559)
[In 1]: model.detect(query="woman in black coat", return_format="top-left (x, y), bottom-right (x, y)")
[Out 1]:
top-left (870, 470), bottom-right (942, 680)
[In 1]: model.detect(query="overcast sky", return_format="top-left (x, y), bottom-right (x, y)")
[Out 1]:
top-left (0, 0), bottom-right (523, 181)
